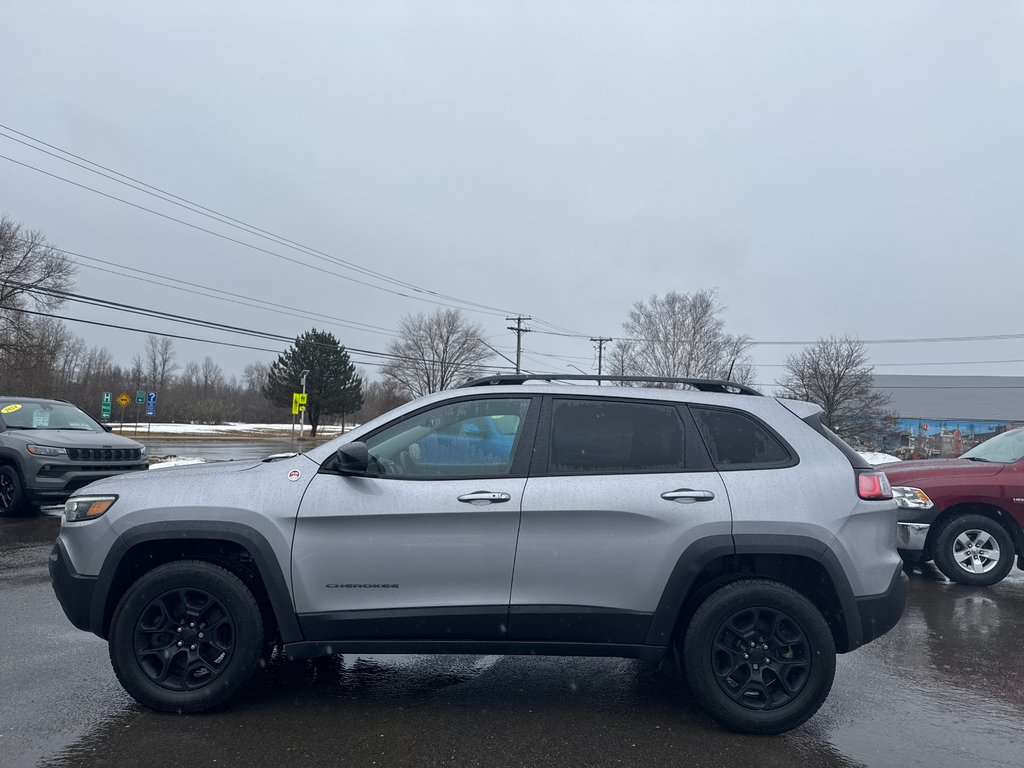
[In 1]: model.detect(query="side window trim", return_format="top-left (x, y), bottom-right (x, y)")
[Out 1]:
top-left (686, 404), bottom-right (799, 471)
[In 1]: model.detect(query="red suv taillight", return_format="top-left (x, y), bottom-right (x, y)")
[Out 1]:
top-left (857, 471), bottom-right (893, 500)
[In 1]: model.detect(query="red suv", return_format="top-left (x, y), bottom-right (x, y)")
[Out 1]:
top-left (883, 427), bottom-right (1024, 586)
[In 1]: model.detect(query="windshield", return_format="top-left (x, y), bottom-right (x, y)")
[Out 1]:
top-left (0, 401), bottom-right (104, 432)
top-left (960, 428), bottom-right (1024, 464)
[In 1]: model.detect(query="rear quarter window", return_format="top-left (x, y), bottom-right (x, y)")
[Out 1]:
top-left (690, 406), bottom-right (795, 470)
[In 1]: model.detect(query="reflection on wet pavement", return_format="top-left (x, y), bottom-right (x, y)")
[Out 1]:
top-left (3, 513), bottom-right (1023, 768)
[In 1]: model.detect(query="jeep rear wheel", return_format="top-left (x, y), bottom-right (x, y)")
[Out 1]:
top-left (933, 514), bottom-right (1014, 587)
top-left (109, 560), bottom-right (264, 713)
top-left (681, 579), bottom-right (836, 734)
top-left (0, 465), bottom-right (27, 516)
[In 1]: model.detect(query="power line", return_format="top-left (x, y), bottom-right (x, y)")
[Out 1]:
top-left (0, 125), bottom-right (523, 318)
top-left (7, 283), bottom-right (516, 374)
top-left (14, 237), bottom-right (398, 338)
top-left (0, 152), bottom-right (511, 318)
top-left (529, 327), bottom-right (1024, 347)
top-left (0, 122), bottom-right (587, 334)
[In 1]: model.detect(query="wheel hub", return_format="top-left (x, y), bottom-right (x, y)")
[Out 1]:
top-left (711, 607), bottom-right (811, 711)
top-left (953, 529), bottom-right (1000, 575)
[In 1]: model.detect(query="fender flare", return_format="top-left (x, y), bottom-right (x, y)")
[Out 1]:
top-left (92, 520), bottom-right (302, 643)
top-left (644, 534), bottom-right (862, 652)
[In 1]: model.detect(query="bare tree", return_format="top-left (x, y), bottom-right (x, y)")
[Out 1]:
top-left (613, 289), bottom-right (754, 385)
top-left (355, 377), bottom-right (411, 423)
top-left (0, 216), bottom-right (75, 345)
top-left (381, 309), bottom-right (491, 396)
top-left (0, 216), bottom-right (76, 389)
top-left (775, 335), bottom-right (893, 446)
top-left (243, 361), bottom-right (270, 393)
top-left (144, 335), bottom-right (178, 393)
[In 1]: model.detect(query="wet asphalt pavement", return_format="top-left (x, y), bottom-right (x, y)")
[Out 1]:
top-left (3, 514), bottom-right (1023, 768)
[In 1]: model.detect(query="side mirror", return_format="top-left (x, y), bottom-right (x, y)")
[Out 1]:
top-left (335, 441), bottom-right (369, 474)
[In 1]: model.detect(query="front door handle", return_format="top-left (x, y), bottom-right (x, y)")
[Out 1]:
top-left (457, 491), bottom-right (512, 505)
top-left (661, 489), bottom-right (716, 504)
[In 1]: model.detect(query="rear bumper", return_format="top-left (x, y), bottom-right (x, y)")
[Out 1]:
top-left (48, 539), bottom-right (98, 633)
top-left (853, 565), bottom-right (908, 650)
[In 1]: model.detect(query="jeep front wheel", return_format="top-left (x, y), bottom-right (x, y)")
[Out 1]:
top-left (0, 465), bottom-right (27, 516)
top-left (681, 579), bottom-right (836, 735)
top-left (932, 514), bottom-right (1015, 587)
top-left (109, 560), bottom-right (264, 713)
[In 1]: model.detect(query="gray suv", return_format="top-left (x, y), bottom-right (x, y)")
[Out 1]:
top-left (49, 376), bottom-right (907, 734)
top-left (0, 396), bottom-right (147, 515)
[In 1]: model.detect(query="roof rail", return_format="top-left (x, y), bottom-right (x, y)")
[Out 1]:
top-left (460, 374), bottom-right (762, 396)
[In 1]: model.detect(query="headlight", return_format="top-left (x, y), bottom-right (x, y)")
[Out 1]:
top-left (138, 445), bottom-right (147, 457)
top-left (64, 495), bottom-right (118, 522)
top-left (892, 486), bottom-right (934, 510)
top-left (27, 444), bottom-right (67, 457)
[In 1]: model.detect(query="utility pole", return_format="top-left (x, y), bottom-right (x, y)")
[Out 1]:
top-left (506, 316), bottom-right (532, 374)
top-left (299, 369), bottom-right (310, 439)
top-left (590, 337), bottom-right (611, 384)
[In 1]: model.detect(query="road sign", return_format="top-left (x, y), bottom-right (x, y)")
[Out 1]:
top-left (147, 392), bottom-right (157, 404)
top-left (101, 403), bottom-right (111, 420)
top-left (135, 390), bottom-right (145, 404)
top-left (145, 392), bottom-right (157, 418)
top-left (117, 392), bottom-right (131, 408)
top-left (102, 392), bottom-right (112, 405)
top-left (291, 392), bottom-right (307, 415)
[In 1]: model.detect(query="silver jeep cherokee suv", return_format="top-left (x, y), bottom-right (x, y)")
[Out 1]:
top-left (50, 375), bottom-right (906, 734)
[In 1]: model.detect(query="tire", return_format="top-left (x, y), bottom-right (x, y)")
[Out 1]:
top-left (0, 465), bottom-right (28, 517)
top-left (109, 560), bottom-right (264, 713)
top-left (932, 514), bottom-right (1015, 587)
top-left (681, 579), bottom-right (836, 735)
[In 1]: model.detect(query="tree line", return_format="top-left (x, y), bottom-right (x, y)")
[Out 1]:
top-left (0, 213), bottom-right (894, 447)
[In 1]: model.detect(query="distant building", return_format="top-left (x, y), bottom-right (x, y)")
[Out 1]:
top-left (873, 375), bottom-right (1024, 458)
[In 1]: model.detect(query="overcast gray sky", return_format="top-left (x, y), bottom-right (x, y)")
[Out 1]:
top-left (3, 0), bottom-right (1023, 386)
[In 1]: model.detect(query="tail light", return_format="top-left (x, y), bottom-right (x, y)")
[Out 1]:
top-left (857, 470), bottom-right (893, 500)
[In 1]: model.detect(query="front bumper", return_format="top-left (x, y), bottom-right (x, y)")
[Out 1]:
top-left (27, 463), bottom-right (147, 503)
top-left (896, 522), bottom-right (930, 551)
top-left (48, 539), bottom-right (98, 633)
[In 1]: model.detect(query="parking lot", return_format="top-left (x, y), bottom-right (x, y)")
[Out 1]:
top-left (3, 512), bottom-right (1023, 768)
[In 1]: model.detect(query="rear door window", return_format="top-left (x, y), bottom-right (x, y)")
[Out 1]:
top-left (545, 398), bottom-right (686, 474)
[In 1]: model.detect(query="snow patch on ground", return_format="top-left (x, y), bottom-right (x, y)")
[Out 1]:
top-left (150, 457), bottom-right (207, 469)
top-left (117, 422), bottom-right (350, 436)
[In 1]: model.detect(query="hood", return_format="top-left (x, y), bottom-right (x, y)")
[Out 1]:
top-left (1, 428), bottom-right (144, 449)
top-left (882, 458), bottom-right (1005, 482)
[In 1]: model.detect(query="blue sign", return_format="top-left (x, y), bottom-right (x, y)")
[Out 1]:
top-left (146, 391), bottom-right (157, 417)
top-left (147, 392), bottom-right (157, 404)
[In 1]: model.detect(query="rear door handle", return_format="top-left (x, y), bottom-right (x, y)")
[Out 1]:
top-left (661, 489), bottom-right (716, 504)
top-left (457, 491), bottom-right (512, 505)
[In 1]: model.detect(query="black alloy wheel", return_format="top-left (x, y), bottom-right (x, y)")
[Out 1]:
top-left (133, 587), bottom-right (237, 691)
top-left (0, 465), bottom-right (26, 516)
top-left (710, 606), bottom-right (810, 711)
top-left (109, 560), bottom-right (264, 713)
top-left (682, 579), bottom-right (836, 735)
